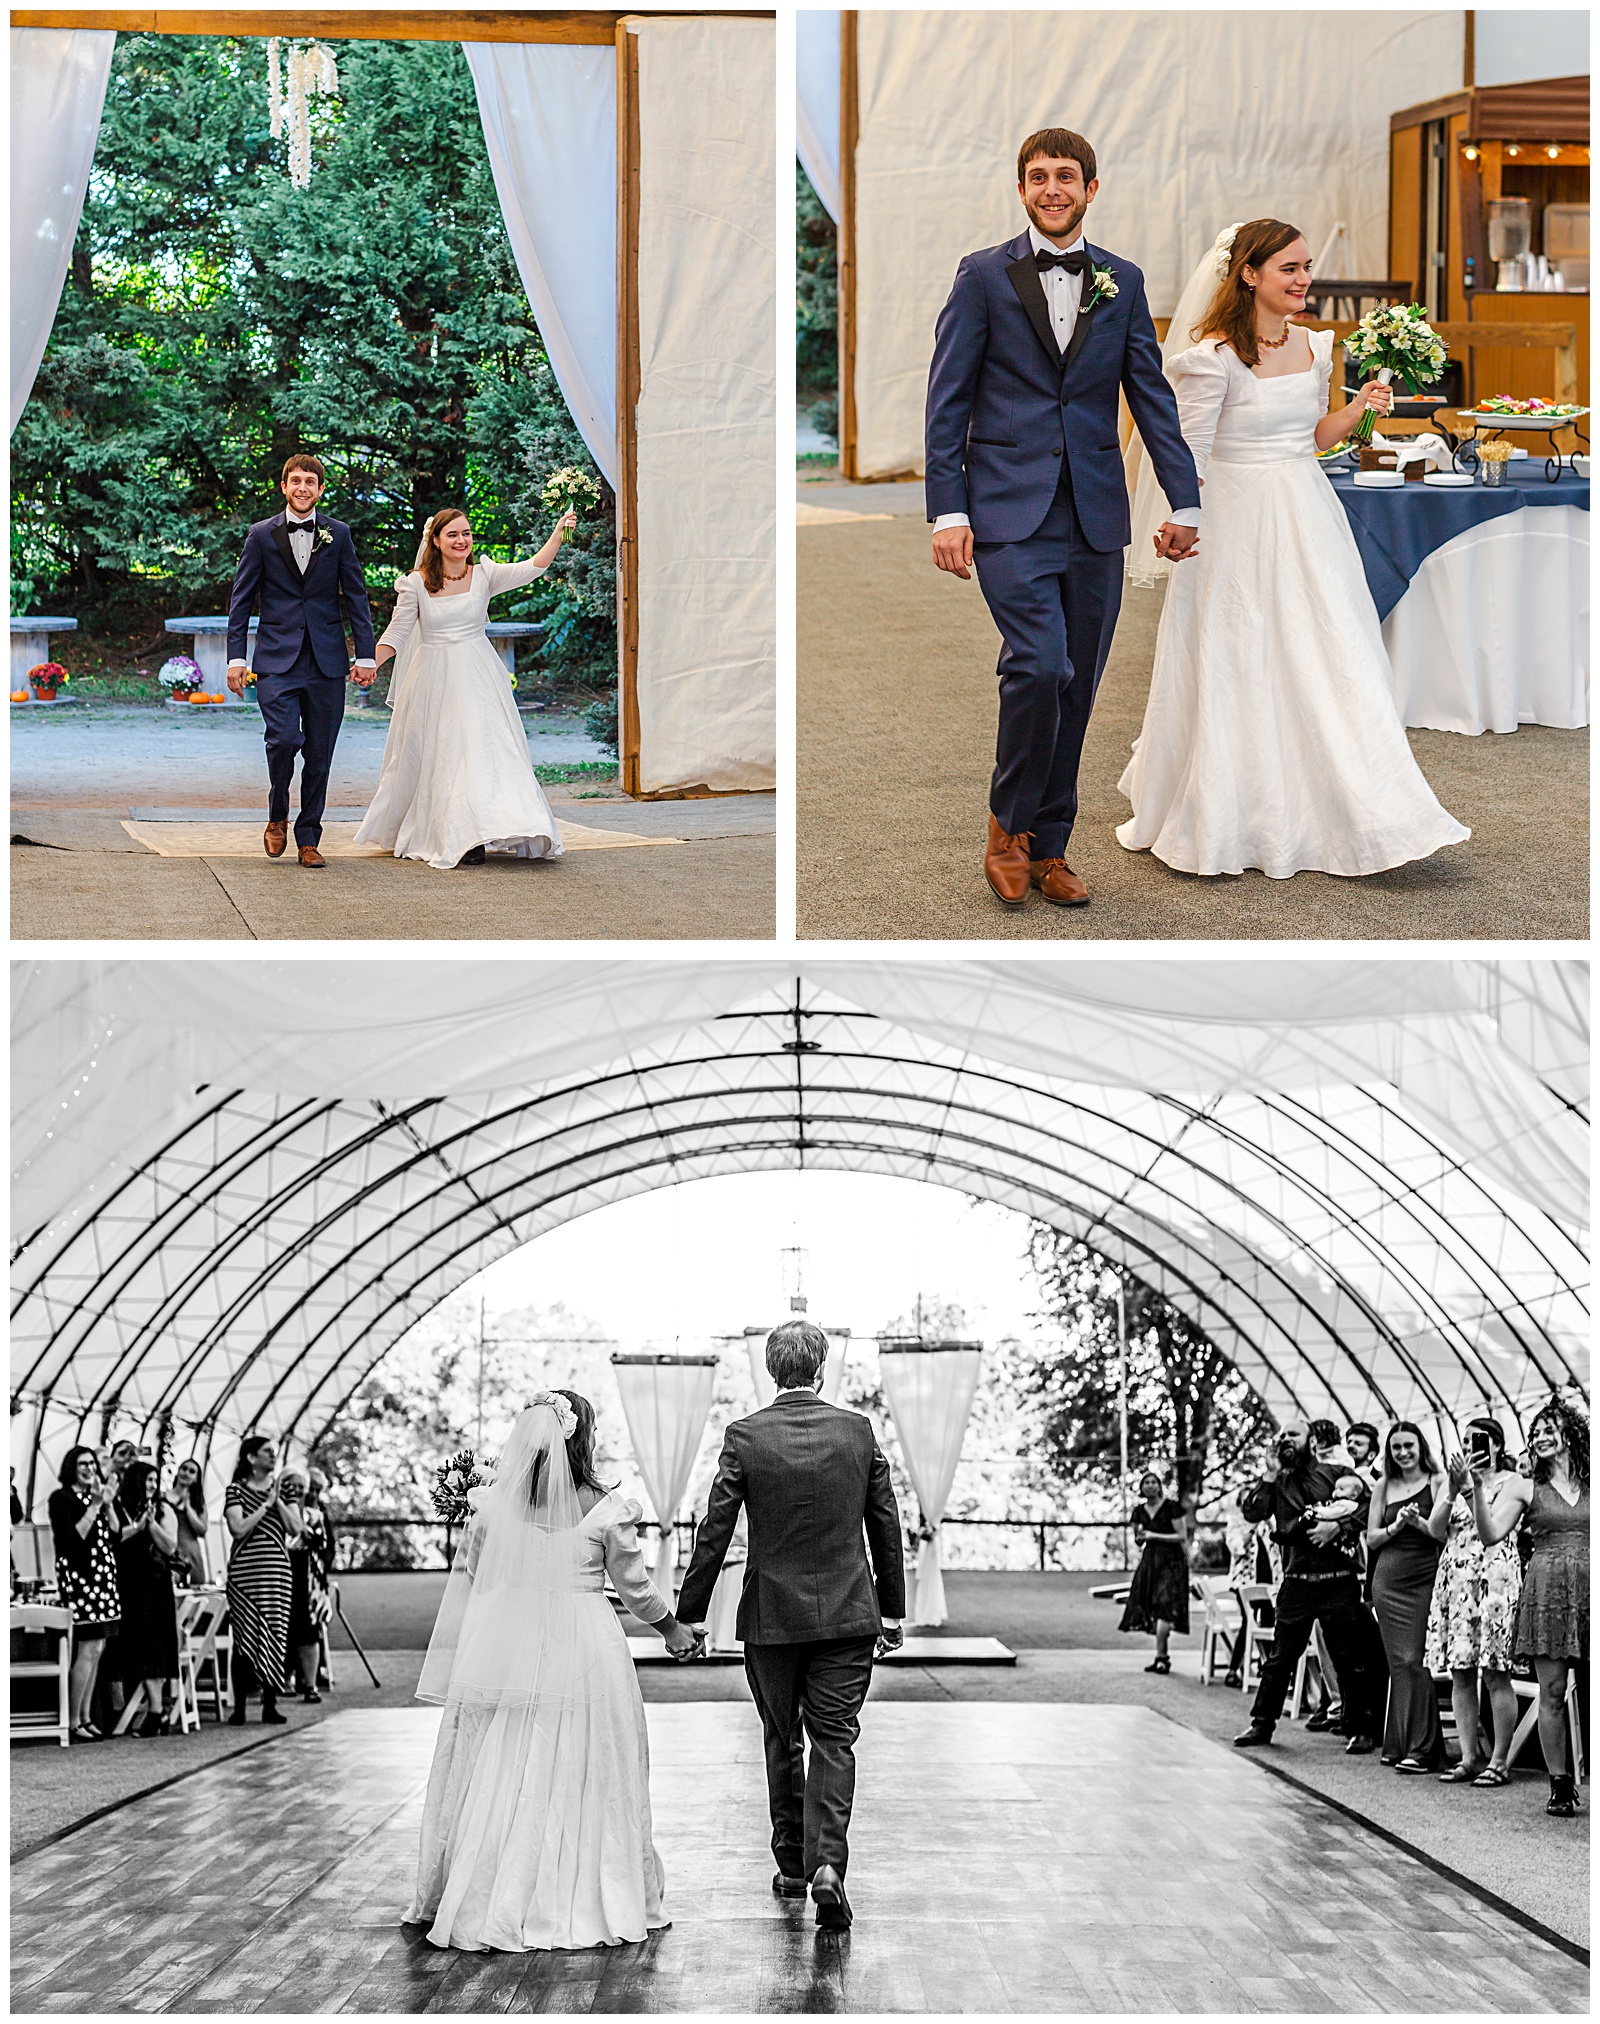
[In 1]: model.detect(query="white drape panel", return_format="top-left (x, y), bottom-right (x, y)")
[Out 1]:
top-left (609, 1355), bottom-right (715, 1589)
top-left (463, 43), bottom-right (617, 486)
top-left (10, 29), bottom-right (115, 434)
top-left (631, 17), bottom-right (776, 793)
top-left (1381, 511), bottom-right (1590, 734)
top-left (879, 1345), bottom-right (982, 1627)
top-left (851, 11), bottom-right (1450, 476)
top-left (796, 9), bottom-right (841, 221)
top-left (742, 1327), bottom-right (851, 1406)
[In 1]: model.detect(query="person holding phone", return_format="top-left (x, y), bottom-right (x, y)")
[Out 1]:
top-left (1425, 1419), bottom-right (1523, 1786)
top-left (224, 1435), bottom-right (302, 1725)
top-left (47, 1446), bottom-right (124, 1740)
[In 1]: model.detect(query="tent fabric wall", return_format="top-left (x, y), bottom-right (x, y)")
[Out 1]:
top-left (9, 28), bottom-right (116, 433)
top-left (849, 10), bottom-right (1453, 477)
top-left (796, 8), bottom-right (842, 221)
top-left (631, 16), bottom-right (777, 793)
top-left (463, 42), bottom-right (619, 486)
top-left (10, 961), bottom-right (1587, 1491)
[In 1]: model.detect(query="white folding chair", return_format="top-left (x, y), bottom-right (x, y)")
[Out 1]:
top-left (1238, 1583), bottom-right (1277, 1691)
top-left (1195, 1576), bottom-right (1243, 1685)
top-left (183, 1587), bottom-right (231, 1720)
top-left (11, 1603), bottom-right (73, 1746)
top-left (1510, 1673), bottom-right (1587, 1783)
top-left (10, 1523), bottom-right (56, 1594)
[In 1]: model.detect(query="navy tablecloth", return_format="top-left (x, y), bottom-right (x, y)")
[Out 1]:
top-left (1327, 465), bottom-right (1590, 621)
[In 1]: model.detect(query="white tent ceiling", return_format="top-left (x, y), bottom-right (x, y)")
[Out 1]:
top-left (11, 960), bottom-right (1588, 1495)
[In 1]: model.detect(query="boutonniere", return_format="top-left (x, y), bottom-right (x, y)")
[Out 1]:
top-left (1083, 263), bottom-right (1119, 314)
top-left (314, 525), bottom-right (333, 550)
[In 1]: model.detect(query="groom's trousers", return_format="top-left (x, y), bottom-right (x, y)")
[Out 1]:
top-left (256, 638), bottom-right (346, 848)
top-left (974, 472), bottom-right (1123, 861)
top-left (743, 1636), bottom-right (876, 1880)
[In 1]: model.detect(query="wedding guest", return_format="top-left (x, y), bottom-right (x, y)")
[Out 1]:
top-left (1344, 1423), bottom-right (1381, 1477)
top-left (47, 1446), bottom-right (123, 1740)
top-left (281, 1468), bottom-right (332, 1701)
top-left (1472, 1396), bottom-right (1589, 1816)
top-left (1119, 1470), bottom-right (1189, 1673)
top-left (1221, 1487), bottom-right (1256, 1686)
top-left (1234, 1421), bottom-right (1386, 1753)
top-left (224, 1435), bottom-right (301, 1725)
top-left (1427, 1418), bottom-right (1522, 1786)
top-left (1366, 1421), bottom-right (1452, 1772)
top-left (112, 1461), bottom-right (181, 1738)
top-left (11, 1466), bottom-right (25, 1524)
top-left (1308, 1420), bottom-right (1347, 1466)
top-left (107, 1439), bottom-right (136, 1489)
top-left (170, 1458), bottom-right (210, 1585)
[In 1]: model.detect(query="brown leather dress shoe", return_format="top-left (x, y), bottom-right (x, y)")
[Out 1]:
top-left (984, 815), bottom-right (1032, 906)
top-left (1030, 857), bottom-right (1089, 907)
top-left (263, 820), bottom-right (288, 859)
top-left (297, 844), bottom-right (326, 868)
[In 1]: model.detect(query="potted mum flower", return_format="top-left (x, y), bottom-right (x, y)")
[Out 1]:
top-left (27, 662), bottom-right (69, 701)
top-left (157, 654), bottom-right (205, 701)
top-left (1343, 303), bottom-right (1449, 447)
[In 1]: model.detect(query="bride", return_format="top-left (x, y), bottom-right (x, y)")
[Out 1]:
top-left (356, 507), bottom-right (576, 871)
top-left (407, 1391), bottom-right (696, 1952)
top-left (1116, 218), bottom-right (1470, 879)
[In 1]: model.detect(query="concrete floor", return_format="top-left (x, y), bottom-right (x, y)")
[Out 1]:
top-left (798, 513), bottom-right (1589, 941)
top-left (10, 705), bottom-right (775, 940)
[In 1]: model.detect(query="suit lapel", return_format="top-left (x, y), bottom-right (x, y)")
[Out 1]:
top-left (269, 512), bottom-right (297, 575)
top-left (1060, 245), bottom-right (1106, 380)
top-left (300, 516), bottom-right (331, 584)
top-left (1005, 236), bottom-right (1063, 377)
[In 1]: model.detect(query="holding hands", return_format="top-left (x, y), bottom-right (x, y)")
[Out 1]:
top-left (664, 1618), bottom-right (705, 1661)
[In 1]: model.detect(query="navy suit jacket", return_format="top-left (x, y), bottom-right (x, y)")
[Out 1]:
top-left (226, 512), bottom-right (377, 677)
top-left (674, 1393), bottom-right (906, 1646)
top-left (925, 232), bottom-right (1201, 550)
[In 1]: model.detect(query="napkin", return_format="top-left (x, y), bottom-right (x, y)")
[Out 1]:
top-left (1373, 431), bottom-right (1452, 474)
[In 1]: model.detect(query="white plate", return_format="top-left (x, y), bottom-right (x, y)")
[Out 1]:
top-left (1464, 408), bottom-right (1589, 428)
top-left (1353, 471), bottom-right (1405, 489)
top-left (1423, 472), bottom-right (1474, 487)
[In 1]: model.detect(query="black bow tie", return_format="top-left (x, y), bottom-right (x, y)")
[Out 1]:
top-left (1035, 247), bottom-right (1088, 276)
top-left (287, 518), bottom-right (315, 532)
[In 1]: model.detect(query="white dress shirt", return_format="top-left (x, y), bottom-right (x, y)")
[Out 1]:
top-left (933, 223), bottom-right (1200, 536)
top-left (229, 508), bottom-right (375, 672)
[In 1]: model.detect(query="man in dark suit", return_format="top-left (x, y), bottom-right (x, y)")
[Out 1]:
top-left (925, 128), bottom-right (1202, 910)
top-left (226, 453), bottom-right (377, 867)
top-left (675, 1320), bottom-right (905, 1931)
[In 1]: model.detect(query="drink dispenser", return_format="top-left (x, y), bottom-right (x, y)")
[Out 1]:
top-left (1487, 199), bottom-right (1532, 291)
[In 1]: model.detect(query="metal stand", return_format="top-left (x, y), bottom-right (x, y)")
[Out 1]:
top-left (332, 1584), bottom-right (381, 1689)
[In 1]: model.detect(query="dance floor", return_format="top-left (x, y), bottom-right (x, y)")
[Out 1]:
top-left (11, 1703), bottom-right (1588, 2014)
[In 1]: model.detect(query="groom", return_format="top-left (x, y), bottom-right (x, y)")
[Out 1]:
top-left (226, 453), bottom-right (377, 868)
top-left (925, 128), bottom-right (1202, 909)
top-left (675, 1320), bottom-right (904, 1930)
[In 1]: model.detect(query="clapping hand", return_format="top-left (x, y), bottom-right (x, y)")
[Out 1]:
top-left (1447, 1452), bottom-right (1473, 1495)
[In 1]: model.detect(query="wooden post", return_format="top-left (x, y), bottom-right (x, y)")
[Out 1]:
top-left (837, 10), bottom-right (859, 480)
top-left (615, 19), bottom-right (642, 797)
top-left (1463, 9), bottom-right (1475, 89)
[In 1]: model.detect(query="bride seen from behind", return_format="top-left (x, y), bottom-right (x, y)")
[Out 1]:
top-left (1116, 218), bottom-right (1470, 880)
top-left (355, 506), bottom-right (578, 871)
top-left (406, 1391), bottom-right (695, 1953)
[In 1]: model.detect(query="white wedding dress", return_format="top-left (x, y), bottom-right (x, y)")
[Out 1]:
top-left (355, 557), bottom-right (563, 871)
top-left (408, 1485), bottom-right (670, 1953)
top-left (1116, 328), bottom-right (1470, 878)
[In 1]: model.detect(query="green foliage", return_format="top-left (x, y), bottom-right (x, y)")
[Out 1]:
top-left (1025, 1230), bottom-right (1275, 1512)
top-left (796, 163), bottom-right (838, 436)
top-left (583, 695), bottom-right (619, 756)
top-left (12, 33), bottom-right (615, 693)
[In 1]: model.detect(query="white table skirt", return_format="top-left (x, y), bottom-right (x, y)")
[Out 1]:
top-left (1381, 508), bottom-right (1589, 736)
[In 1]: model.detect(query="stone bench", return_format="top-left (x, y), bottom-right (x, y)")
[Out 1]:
top-left (168, 618), bottom-right (545, 707)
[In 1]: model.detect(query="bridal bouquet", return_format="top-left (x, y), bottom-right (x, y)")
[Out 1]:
top-left (541, 465), bottom-right (603, 528)
top-left (1343, 304), bottom-right (1448, 445)
top-left (431, 1449), bottom-right (489, 1525)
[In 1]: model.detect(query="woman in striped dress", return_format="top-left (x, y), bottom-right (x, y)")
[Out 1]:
top-left (224, 1436), bottom-right (301, 1725)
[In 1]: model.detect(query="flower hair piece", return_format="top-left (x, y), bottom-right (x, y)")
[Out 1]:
top-left (1214, 224), bottom-right (1245, 278)
top-left (529, 1390), bottom-right (579, 1440)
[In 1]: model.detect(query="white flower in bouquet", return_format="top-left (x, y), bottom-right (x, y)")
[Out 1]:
top-left (1343, 303), bottom-right (1449, 444)
top-left (540, 465), bottom-right (603, 530)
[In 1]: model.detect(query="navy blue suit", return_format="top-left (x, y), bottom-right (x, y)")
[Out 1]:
top-left (926, 233), bottom-right (1200, 856)
top-left (227, 512), bottom-right (376, 847)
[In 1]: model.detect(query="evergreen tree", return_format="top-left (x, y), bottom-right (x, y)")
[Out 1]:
top-left (796, 164), bottom-right (838, 438)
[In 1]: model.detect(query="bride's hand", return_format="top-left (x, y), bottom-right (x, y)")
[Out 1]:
top-left (1357, 380), bottom-right (1394, 417)
top-left (556, 509), bottom-right (577, 541)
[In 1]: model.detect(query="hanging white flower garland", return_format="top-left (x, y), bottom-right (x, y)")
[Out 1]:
top-left (265, 37), bottom-right (339, 190)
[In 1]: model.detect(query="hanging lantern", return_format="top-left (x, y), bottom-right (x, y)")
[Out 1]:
top-left (266, 38), bottom-right (339, 190)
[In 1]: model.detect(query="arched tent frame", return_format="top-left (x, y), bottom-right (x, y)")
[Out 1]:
top-left (12, 5), bottom-right (776, 798)
top-left (10, 961), bottom-right (1587, 1509)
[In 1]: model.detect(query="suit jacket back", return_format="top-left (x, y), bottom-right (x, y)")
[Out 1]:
top-left (675, 1394), bottom-right (905, 1645)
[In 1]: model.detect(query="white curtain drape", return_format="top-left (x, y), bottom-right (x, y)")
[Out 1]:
top-left (463, 43), bottom-right (617, 486)
top-left (878, 1343), bottom-right (982, 1628)
top-left (609, 1354), bottom-right (716, 1590)
top-left (796, 10), bottom-right (841, 221)
top-left (10, 28), bottom-right (116, 434)
top-left (742, 1326), bottom-right (851, 1407)
top-left (630, 16), bottom-right (776, 794)
top-left (849, 10), bottom-right (1451, 476)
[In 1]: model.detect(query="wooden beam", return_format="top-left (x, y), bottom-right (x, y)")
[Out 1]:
top-left (837, 9), bottom-right (859, 481)
top-left (615, 18), bottom-right (642, 799)
top-left (9, 9), bottom-right (772, 40)
top-left (1463, 8), bottom-right (1473, 89)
